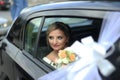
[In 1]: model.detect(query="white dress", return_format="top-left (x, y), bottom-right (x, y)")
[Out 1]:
top-left (43, 57), bottom-right (60, 69)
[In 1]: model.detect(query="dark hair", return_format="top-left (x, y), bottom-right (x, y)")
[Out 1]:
top-left (46, 22), bottom-right (71, 48)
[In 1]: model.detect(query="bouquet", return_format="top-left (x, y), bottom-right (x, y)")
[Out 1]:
top-left (57, 47), bottom-right (78, 67)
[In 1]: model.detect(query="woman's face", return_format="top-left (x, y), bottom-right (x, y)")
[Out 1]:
top-left (48, 29), bottom-right (68, 52)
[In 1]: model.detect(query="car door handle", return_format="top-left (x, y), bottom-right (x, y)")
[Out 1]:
top-left (1, 42), bottom-right (7, 51)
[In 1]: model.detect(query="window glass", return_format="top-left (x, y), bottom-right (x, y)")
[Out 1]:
top-left (42, 17), bottom-right (93, 31)
top-left (7, 18), bottom-right (23, 48)
top-left (36, 17), bottom-right (102, 69)
top-left (24, 18), bottom-right (42, 56)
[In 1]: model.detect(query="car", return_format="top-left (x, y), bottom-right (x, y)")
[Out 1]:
top-left (0, 1), bottom-right (120, 80)
top-left (0, 17), bottom-right (10, 36)
top-left (0, 0), bottom-right (11, 10)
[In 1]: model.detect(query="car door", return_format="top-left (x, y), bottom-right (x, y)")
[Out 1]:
top-left (0, 18), bottom-right (25, 80)
top-left (0, 15), bottom-right (50, 80)
top-left (13, 16), bottom-right (52, 80)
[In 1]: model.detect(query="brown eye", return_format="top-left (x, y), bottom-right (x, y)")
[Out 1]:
top-left (48, 36), bottom-right (53, 40)
top-left (58, 36), bottom-right (63, 40)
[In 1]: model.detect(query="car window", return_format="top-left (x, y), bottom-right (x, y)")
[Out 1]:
top-left (24, 18), bottom-right (42, 56)
top-left (36, 17), bottom-right (102, 69)
top-left (7, 18), bottom-right (23, 48)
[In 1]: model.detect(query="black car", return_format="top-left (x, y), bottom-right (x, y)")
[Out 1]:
top-left (0, 1), bottom-right (120, 80)
top-left (0, 0), bottom-right (11, 10)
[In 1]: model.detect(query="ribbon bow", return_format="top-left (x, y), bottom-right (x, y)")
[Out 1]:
top-left (70, 36), bottom-right (116, 77)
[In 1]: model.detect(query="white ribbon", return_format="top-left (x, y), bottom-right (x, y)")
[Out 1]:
top-left (70, 36), bottom-right (116, 77)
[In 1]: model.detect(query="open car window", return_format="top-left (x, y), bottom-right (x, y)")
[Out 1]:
top-left (36, 16), bottom-right (102, 69)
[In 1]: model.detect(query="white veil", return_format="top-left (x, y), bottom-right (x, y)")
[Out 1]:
top-left (98, 12), bottom-right (120, 51)
top-left (38, 12), bottom-right (120, 80)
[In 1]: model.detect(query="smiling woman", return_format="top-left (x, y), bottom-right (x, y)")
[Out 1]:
top-left (42, 22), bottom-right (71, 69)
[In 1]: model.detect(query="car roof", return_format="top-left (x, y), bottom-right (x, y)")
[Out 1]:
top-left (21, 1), bottom-right (120, 17)
top-left (23, 1), bottom-right (120, 11)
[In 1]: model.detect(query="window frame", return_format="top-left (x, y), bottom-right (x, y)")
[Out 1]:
top-left (21, 15), bottom-right (54, 72)
top-left (24, 17), bottom-right (43, 56)
top-left (21, 9), bottom-right (108, 71)
top-left (36, 16), bottom-right (103, 69)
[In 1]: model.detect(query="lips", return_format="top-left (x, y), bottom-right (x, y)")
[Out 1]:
top-left (51, 44), bottom-right (61, 50)
top-left (52, 45), bottom-right (59, 48)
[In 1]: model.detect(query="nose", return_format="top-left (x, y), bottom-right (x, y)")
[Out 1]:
top-left (53, 38), bottom-right (57, 44)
